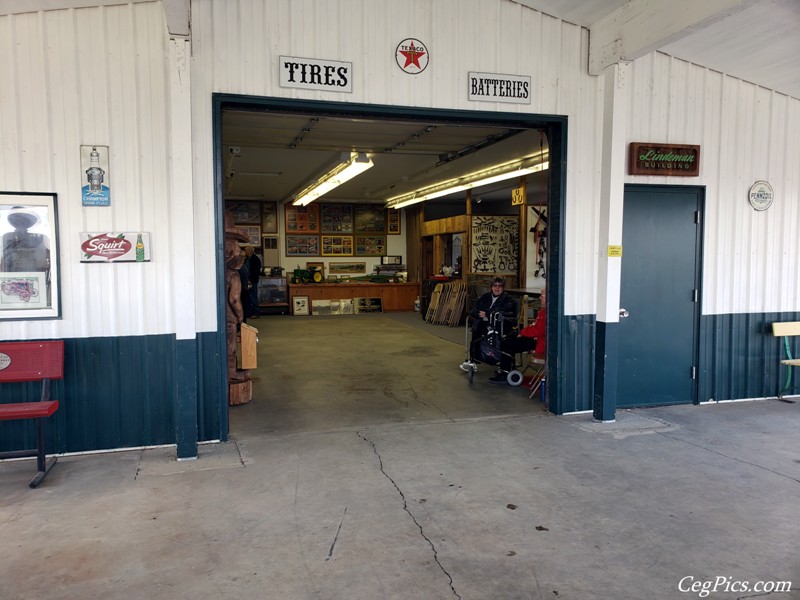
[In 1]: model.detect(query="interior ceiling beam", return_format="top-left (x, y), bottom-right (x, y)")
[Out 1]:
top-left (588, 0), bottom-right (755, 75)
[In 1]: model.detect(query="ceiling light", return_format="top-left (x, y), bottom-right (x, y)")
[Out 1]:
top-left (386, 157), bottom-right (549, 209)
top-left (292, 152), bottom-right (374, 206)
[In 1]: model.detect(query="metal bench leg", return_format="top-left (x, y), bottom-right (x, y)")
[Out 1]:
top-left (29, 417), bottom-right (57, 488)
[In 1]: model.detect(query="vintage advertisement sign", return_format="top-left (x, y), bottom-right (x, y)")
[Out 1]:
top-left (81, 145), bottom-right (111, 206)
top-left (468, 72), bottom-right (531, 104)
top-left (748, 180), bottom-right (774, 211)
top-left (395, 38), bottom-right (429, 74)
top-left (80, 232), bottom-right (151, 262)
top-left (629, 143), bottom-right (700, 176)
top-left (279, 56), bottom-right (352, 93)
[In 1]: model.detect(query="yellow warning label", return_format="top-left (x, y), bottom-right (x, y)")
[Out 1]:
top-left (607, 245), bottom-right (623, 257)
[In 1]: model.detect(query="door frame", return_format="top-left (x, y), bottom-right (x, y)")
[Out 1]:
top-left (211, 95), bottom-right (569, 435)
top-left (596, 183), bottom-right (705, 419)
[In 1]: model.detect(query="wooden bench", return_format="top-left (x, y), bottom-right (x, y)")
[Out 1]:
top-left (771, 322), bottom-right (800, 403)
top-left (0, 341), bottom-right (64, 487)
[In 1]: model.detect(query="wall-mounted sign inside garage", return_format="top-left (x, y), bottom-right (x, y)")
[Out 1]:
top-left (629, 142), bottom-right (700, 177)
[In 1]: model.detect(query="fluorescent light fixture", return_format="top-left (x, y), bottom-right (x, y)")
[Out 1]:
top-left (292, 152), bottom-right (373, 206)
top-left (386, 158), bottom-right (549, 209)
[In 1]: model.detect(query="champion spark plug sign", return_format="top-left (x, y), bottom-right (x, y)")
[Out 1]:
top-left (80, 232), bottom-right (151, 262)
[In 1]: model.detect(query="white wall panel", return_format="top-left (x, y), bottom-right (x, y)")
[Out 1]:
top-left (0, 2), bottom-right (184, 341)
top-left (625, 52), bottom-right (800, 315)
top-left (190, 0), bottom-right (606, 321)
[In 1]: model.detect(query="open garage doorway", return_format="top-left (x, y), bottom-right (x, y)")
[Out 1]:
top-left (212, 95), bottom-right (567, 436)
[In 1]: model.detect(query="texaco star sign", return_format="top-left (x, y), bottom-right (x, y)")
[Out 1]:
top-left (395, 38), bottom-right (429, 74)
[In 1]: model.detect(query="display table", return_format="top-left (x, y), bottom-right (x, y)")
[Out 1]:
top-left (288, 282), bottom-right (420, 313)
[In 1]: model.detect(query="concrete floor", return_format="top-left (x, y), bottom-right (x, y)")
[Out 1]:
top-left (2, 313), bottom-right (799, 599)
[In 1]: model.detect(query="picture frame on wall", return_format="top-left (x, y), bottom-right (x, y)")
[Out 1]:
top-left (320, 204), bottom-right (354, 233)
top-left (354, 205), bottom-right (387, 233)
top-left (239, 225), bottom-right (261, 246)
top-left (0, 192), bottom-right (61, 320)
top-left (262, 201), bottom-right (278, 233)
top-left (293, 295), bottom-right (310, 316)
top-left (329, 261), bottom-right (366, 274)
top-left (321, 235), bottom-right (354, 256)
top-left (355, 235), bottom-right (386, 256)
top-left (286, 235), bottom-right (320, 256)
top-left (227, 201), bottom-right (262, 225)
top-left (285, 204), bottom-right (320, 234)
top-left (387, 210), bottom-right (401, 235)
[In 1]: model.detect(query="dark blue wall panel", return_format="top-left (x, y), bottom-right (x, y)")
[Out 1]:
top-left (0, 333), bottom-right (225, 455)
top-left (698, 312), bottom-right (799, 402)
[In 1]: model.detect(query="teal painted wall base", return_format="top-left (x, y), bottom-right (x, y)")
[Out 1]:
top-left (593, 321), bottom-right (618, 421)
top-left (0, 332), bottom-right (225, 456)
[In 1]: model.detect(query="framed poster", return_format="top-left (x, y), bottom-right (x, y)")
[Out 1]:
top-left (239, 225), bottom-right (261, 246)
top-left (0, 193), bottom-right (61, 320)
top-left (355, 235), bottom-right (386, 256)
top-left (285, 204), bottom-right (320, 233)
top-left (286, 235), bottom-right (319, 256)
top-left (227, 201), bottom-right (262, 225)
top-left (471, 215), bottom-right (519, 273)
top-left (329, 261), bottom-right (366, 274)
top-left (292, 295), bottom-right (310, 316)
top-left (320, 204), bottom-right (354, 233)
top-left (387, 210), bottom-right (401, 235)
top-left (321, 235), bottom-right (353, 256)
top-left (354, 205), bottom-right (387, 232)
top-left (262, 201), bottom-right (278, 233)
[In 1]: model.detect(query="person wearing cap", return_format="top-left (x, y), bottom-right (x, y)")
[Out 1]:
top-left (1, 206), bottom-right (50, 274)
top-left (468, 276), bottom-right (518, 372)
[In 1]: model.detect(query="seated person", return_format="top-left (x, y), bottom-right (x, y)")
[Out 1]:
top-left (468, 276), bottom-right (517, 363)
top-left (490, 290), bottom-right (547, 384)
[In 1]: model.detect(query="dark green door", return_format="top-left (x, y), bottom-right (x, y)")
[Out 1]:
top-left (618, 185), bottom-right (702, 407)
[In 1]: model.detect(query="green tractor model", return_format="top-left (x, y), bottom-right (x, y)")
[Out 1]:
top-left (290, 266), bottom-right (323, 284)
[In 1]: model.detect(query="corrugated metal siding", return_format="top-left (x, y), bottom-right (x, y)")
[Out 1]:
top-left (625, 52), bottom-right (800, 316)
top-left (0, 334), bottom-right (175, 454)
top-left (698, 312), bottom-right (800, 402)
top-left (0, 2), bottom-right (190, 341)
top-left (190, 0), bottom-right (605, 320)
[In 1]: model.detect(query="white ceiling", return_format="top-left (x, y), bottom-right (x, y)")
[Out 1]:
top-left (512, 0), bottom-right (800, 100)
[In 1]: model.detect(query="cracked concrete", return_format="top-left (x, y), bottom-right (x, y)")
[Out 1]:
top-left (2, 314), bottom-right (799, 599)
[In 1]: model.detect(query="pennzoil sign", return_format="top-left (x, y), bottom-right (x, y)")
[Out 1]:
top-left (629, 143), bottom-right (700, 177)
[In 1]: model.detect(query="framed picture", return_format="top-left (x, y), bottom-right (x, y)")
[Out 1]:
top-left (387, 210), bottom-right (401, 235)
top-left (227, 201), bottom-right (262, 225)
top-left (306, 261), bottom-right (324, 271)
top-left (0, 192), bottom-right (61, 320)
top-left (262, 201), bottom-right (278, 233)
top-left (355, 235), bottom-right (386, 256)
top-left (329, 261), bottom-right (366, 274)
top-left (293, 295), bottom-right (310, 316)
top-left (320, 204), bottom-right (354, 233)
top-left (239, 225), bottom-right (261, 246)
top-left (286, 235), bottom-right (319, 256)
top-left (321, 235), bottom-right (353, 257)
top-left (354, 205), bottom-right (387, 232)
top-left (285, 204), bottom-right (320, 234)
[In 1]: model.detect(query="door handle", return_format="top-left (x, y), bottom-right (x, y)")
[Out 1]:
top-left (619, 308), bottom-right (630, 318)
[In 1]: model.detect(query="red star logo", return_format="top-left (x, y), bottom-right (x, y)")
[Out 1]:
top-left (399, 42), bottom-right (426, 69)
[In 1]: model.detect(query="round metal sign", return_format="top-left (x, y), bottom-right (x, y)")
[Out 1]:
top-left (748, 180), bottom-right (774, 211)
top-left (395, 38), bottom-right (429, 74)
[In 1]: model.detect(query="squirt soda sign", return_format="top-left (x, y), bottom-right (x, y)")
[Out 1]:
top-left (80, 232), bottom-right (151, 262)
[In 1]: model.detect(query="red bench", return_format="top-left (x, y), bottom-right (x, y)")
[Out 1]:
top-left (0, 341), bottom-right (64, 488)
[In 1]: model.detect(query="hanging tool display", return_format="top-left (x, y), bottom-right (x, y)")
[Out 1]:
top-left (530, 207), bottom-right (547, 279)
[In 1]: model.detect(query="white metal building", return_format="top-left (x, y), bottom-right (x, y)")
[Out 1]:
top-left (0, 0), bottom-right (798, 458)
